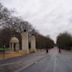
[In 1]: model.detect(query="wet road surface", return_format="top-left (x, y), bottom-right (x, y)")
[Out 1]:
top-left (20, 48), bottom-right (72, 72)
top-left (0, 48), bottom-right (72, 72)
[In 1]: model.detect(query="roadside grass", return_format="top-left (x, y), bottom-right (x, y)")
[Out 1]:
top-left (0, 48), bottom-right (10, 51)
top-left (0, 49), bottom-right (28, 60)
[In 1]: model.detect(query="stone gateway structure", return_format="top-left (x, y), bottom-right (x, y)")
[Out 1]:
top-left (9, 31), bottom-right (36, 54)
top-left (10, 37), bottom-right (19, 51)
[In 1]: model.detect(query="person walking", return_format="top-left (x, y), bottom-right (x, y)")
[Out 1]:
top-left (46, 48), bottom-right (48, 53)
top-left (59, 48), bottom-right (61, 53)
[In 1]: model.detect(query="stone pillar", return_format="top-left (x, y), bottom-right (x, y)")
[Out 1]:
top-left (21, 32), bottom-right (29, 54)
top-left (16, 43), bottom-right (19, 51)
top-left (30, 35), bottom-right (36, 52)
top-left (9, 43), bottom-right (14, 52)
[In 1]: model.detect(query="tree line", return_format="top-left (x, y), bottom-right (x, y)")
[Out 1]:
top-left (36, 33), bottom-right (54, 49)
top-left (56, 32), bottom-right (72, 50)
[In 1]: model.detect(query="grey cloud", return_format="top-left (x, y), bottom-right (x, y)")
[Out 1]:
top-left (1, 0), bottom-right (72, 41)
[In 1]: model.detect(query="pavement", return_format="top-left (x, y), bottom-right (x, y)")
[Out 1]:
top-left (0, 48), bottom-right (72, 72)
top-left (0, 50), bottom-right (47, 72)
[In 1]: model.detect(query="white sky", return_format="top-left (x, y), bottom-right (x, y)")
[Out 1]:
top-left (0, 0), bottom-right (72, 42)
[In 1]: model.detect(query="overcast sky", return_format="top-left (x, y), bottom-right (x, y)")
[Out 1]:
top-left (0, 0), bottom-right (72, 41)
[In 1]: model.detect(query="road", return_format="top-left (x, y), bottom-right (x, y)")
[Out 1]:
top-left (20, 48), bottom-right (72, 72)
top-left (0, 48), bottom-right (72, 72)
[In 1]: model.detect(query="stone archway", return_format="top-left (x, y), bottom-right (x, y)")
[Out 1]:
top-left (21, 31), bottom-right (36, 54)
top-left (10, 37), bottom-right (19, 51)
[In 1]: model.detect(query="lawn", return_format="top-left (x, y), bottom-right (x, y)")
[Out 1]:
top-left (0, 48), bottom-right (10, 51)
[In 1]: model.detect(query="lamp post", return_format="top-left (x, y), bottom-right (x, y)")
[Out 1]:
top-left (59, 48), bottom-right (61, 53)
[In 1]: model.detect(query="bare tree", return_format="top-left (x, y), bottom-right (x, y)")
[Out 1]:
top-left (3, 16), bottom-right (34, 33)
top-left (0, 3), bottom-right (35, 34)
top-left (0, 3), bottom-right (11, 27)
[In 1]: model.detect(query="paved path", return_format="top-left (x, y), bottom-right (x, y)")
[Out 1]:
top-left (0, 50), bottom-right (47, 72)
